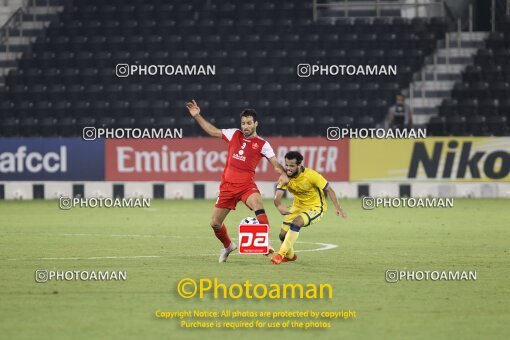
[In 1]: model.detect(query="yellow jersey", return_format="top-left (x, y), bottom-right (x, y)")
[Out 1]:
top-left (277, 167), bottom-right (329, 211)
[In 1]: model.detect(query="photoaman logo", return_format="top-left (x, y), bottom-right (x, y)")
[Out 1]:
top-left (177, 278), bottom-right (333, 299)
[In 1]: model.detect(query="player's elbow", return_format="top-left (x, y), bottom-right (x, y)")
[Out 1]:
top-left (207, 129), bottom-right (221, 138)
top-left (213, 129), bottom-right (222, 138)
top-left (274, 194), bottom-right (283, 207)
top-left (326, 187), bottom-right (335, 198)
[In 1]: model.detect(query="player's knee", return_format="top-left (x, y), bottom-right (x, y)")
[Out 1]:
top-left (210, 219), bottom-right (222, 230)
top-left (247, 195), bottom-right (263, 211)
top-left (292, 217), bottom-right (304, 227)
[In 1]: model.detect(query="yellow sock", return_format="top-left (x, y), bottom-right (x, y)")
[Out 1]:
top-left (278, 230), bottom-right (299, 257)
top-left (286, 247), bottom-right (295, 259)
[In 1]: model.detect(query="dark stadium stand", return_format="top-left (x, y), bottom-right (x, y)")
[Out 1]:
top-left (0, 0), bottom-right (449, 137)
top-left (432, 18), bottom-right (510, 136)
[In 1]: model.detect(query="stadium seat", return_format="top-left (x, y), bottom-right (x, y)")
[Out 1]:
top-left (135, 117), bottom-right (155, 129)
top-left (296, 116), bottom-right (315, 136)
top-left (427, 116), bottom-right (447, 136)
top-left (111, 117), bottom-right (131, 129)
top-left (335, 115), bottom-right (354, 128)
top-left (467, 115), bottom-right (487, 136)
top-left (155, 116), bottom-right (176, 128)
top-left (58, 117), bottom-right (77, 136)
top-left (486, 116), bottom-right (508, 136)
top-left (446, 115), bottom-right (467, 136)
top-left (179, 116), bottom-right (201, 135)
top-left (259, 116), bottom-right (276, 136)
top-left (38, 117), bottom-right (58, 136)
top-left (277, 116), bottom-right (296, 136)
top-left (97, 116), bottom-right (115, 128)
top-left (355, 115), bottom-right (375, 129)
top-left (0, 117), bottom-right (20, 137)
top-left (316, 116), bottom-right (335, 133)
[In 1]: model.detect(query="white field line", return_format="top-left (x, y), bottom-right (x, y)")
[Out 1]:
top-left (2, 233), bottom-right (338, 261)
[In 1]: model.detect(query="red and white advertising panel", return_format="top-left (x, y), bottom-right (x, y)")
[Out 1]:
top-left (105, 138), bottom-right (348, 181)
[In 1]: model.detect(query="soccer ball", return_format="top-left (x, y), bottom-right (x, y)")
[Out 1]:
top-left (240, 217), bottom-right (259, 225)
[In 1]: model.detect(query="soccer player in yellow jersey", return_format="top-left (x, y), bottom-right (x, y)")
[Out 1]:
top-left (271, 151), bottom-right (347, 264)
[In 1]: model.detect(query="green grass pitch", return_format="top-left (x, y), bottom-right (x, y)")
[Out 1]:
top-left (0, 198), bottom-right (508, 339)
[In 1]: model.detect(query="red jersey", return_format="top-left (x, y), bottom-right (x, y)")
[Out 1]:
top-left (221, 128), bottom-right (275, 184)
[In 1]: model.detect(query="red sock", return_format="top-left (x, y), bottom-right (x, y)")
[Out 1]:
top-left (213, 224), bottom-right (231, 248)
top-left (256, 213), bottom-right (269, 226)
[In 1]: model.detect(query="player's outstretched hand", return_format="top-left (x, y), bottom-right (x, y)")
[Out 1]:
top-left (336, 208), bottom-right (347, 218)
top-left (186, 99), bottom-right (200, 117)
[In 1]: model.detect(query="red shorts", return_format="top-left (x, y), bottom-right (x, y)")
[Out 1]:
top-left (215, 181), bottom-right (260, 210)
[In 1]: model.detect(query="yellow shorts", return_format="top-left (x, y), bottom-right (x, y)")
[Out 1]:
top-left (282, 206), bottom-right (325, 231)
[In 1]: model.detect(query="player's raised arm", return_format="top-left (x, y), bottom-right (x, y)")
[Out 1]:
top-left (274, 188), bottom-right (290, 215)
top-left (185, 99), bottom-right (222, 138)
top-left (326, 185), bottom-right (347, 218)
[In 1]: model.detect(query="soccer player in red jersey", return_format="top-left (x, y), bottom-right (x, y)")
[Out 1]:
top-left (186, 100), bottom-right (289, 262)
